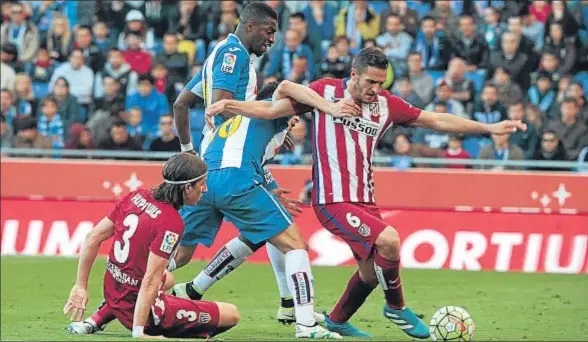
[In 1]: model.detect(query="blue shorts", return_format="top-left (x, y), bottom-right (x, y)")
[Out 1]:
top-left (180, 168), bottom-right (293, 247)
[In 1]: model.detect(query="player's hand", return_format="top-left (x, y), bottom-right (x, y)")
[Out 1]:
top-left (205, 115), bottom-right (215, 131)
top-left (287, 116), bottom-right (300, 131)
top-left (205, 99), bottom-right (229, 118)
top-left (63, 285), bottom-right (88, 322)
top-left (273, 188), bottom-right (303, 216)
top-left (489, 120), bottom-right (527, 135)
top-left (282, 135), bottom-right (295, 151)
top-left (328, 98), bottom-right (361, 118)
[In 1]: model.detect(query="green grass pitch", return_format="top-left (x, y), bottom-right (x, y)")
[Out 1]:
top-left (1, 256), bottom-right (587, 341)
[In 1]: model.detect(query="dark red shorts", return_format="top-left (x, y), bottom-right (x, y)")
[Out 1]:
top-left (113, 294), bottom-right (220, 338)
top-left (313, 202), bottom-right (388, 260)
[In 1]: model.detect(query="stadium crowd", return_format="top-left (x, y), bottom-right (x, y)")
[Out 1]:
top-left (0, 0), bottom-right (587, 170)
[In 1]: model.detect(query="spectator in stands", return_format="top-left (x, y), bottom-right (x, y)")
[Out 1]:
top-left (1, 89), bottom-right (17, 129)
top-left (507, 15), bottom-right (539, 66)
top-left (37, 95), bottom-right (64, 148)
top-left (123, 33), bottom-right (152, 75)
top-left (406, 51), bottom-right (434, 104)
top-left (479, 132), bottom-right (525, 170)
top-left (531, 129), bottom-right (568, 170)
top-left (13, 73), bottom-right (36, 118)
top-left (319, 44), bottom-right (350, 79)
top-left (546, 98), bottom-right (588, 160)
top-left (95, 48), bottom-right (139, 98)
top-left (30, 0), bottom-right (65, 41)
top-left (149, 114), bottom-right (180, 152)
top-left (97, 119), bottom-right (142, 151)
top-left (0, 2), bottom-right (39, 63)
top-left (507, 102), bottom-right (538, 159)
top-left (302, 0), bottom-right (337, 43)
top-left (156, 33), bottom-right (189, 88)
top-left (487, 31), bottom-right (532, 91)
top-left (177, 0), bottom-right (206, 41)
top-left (527, 71), bottom-right (556, 114)
top-left (536, 50), bottom-right (561, 83)
top-left (490, 66), bottom-right (524, 107)
top-left (49, 49), bottom-right (94, 108)
top-left (425, 80), bottom-right (467, 118)
top-left (444, 57), bottom-right (475, 112)
top-left (287, 55), bottom-right (313, 85)
top-left (472, 83), bottom-right (507, 129)
top-left (543, 22), bottom-right (577, 74)
top-left (555, 74), bottom-right (573, 104)
top-left (265, 29), bottom-right (316, 82)
top-left (566, 82), bottom-right (588, 124)
top-left (545, 0), bottom-right (579, 38)
top-left (431, 0), bottom-right (459, 38)
top-left (390, 132), bottom-right (415, 170)
top-left (335, 0), bottom-right (381, 52)
top-left (93, 76), bottom-right (125, 115)
top-left (118, 10), bottom-right (155, 54)
top-left (65, 123), bottom-right (95, 151)
top-left (73, 25), bottom-right (106, 74)
top-left (392, 76), bottom-right (425, 108)
top-left (412, 16), bottom-right (451, 71)
top-left (1, 42), bottom-right (24, 73)
top-left (333, 35), bottom-right (354, 65)
top-left (521, 7), bottom-right (545, 51)
top-left (209, 0), bottom-right (239, 44)
top-left (482, 6), bottom-right (505, 52)
top-left (50, 77), bottom-right (83, 130)
top-left (444, 134), bottom-right (471, 169)
top-left (13, 115), bottom-right (51, 150)
top-left (412, 100), bottom-right (450, 159)
top-left (92, 21), bottom-right (112, 55)
top-left (289, 12), bottom-right (322, 65)
top-left (380, 0), bottom-right (419, 38)
top-left (265, 0), bottom-right (291, 33)
top-left (0, 114), bottom-right (13, 148)
top-left (376, 13), bottom-right (413, 77)
top-left (142, 0), bottom-right (180, 41)
top-left (151, 63), bottom-right (176, 106)
top-left (280, 118), bottom-right (311, 165)
top-left (125, 74), bottom-right (169, 133)
top-left (46, 14), bottom-right (71, 63)
top-left (94, 0), bottom-right (132, 39)
top-left (126, 106), bottom-right (146, 144)
top-left (27, 47), bottom-right (55, 84)
top-left (525, 104), bottom-right (545, 132)
top-left (450, 14), bottom-right (489, 71)
top-left (1, 61), bottom-right (16, 90)
top-left (530, 0), bottom-right (551, 24)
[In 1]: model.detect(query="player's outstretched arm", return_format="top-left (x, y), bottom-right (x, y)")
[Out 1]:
top-left (173, 89), bottom-right (200, 154)
top-left (64, 217), bottom-right (115, 322)
top-left (132, 252), bottom-right (168, 338)
top-left (413, 110), bottom-right (527, 135)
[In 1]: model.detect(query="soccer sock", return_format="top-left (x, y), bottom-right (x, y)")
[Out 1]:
top-left (88, 300), bottom-right (116, 328)
top-left (284, 249), bottom-right (316, 326)
top-left (374, 252), bottom-right (405, 310)
top-left (266, 242), bottom-right (293, 302)
top-left (167, 257), bottom-right (177, 272)
top-left (329, 271), bottom-right (377, 323)
top-left (191, 237), bottom-right (253, 294)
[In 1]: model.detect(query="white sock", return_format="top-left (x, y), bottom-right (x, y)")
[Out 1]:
top-left (285, 249), bottom-right (316, 326)
top-left (266, 243), bottom-right (291, 299)
top-left (191, 237), bottom-right (253, 293)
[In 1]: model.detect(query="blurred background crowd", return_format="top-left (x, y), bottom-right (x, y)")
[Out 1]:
top-left (0, 0), bottom-right (587, 171)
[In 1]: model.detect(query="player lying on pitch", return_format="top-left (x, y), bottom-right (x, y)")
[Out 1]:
top-left (205, 47), bottom-right (527, 340)
top-left (63, 153), bottom-right (240, 339)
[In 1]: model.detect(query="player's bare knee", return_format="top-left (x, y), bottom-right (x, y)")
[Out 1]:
top-left (216, 302), bottom-right (240, 327)
top-left (269, 224), bottom-right (308, 253)
top-left (375, 226), bottom-right (401, 260)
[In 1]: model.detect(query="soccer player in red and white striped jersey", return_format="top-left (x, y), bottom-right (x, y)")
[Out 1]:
top-left (205, 48), bottom-right (526, 339)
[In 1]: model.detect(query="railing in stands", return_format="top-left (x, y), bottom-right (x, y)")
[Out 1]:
top-left (1, 148), bottom-right (587, 171)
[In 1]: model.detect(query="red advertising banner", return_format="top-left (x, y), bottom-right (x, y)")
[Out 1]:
top-left (2, 198), bottom-right (587, 274)
top-left (1, 158), bottom-right (588, 213)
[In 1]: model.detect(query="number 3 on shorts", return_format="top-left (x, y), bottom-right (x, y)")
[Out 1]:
top-left (346, 213), bottom-right (361, 228)
top-left (177, 309), bottom-right (197, 322)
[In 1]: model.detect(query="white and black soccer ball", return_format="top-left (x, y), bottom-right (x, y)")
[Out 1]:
top-left (429, 306), bottom-right (475, 341)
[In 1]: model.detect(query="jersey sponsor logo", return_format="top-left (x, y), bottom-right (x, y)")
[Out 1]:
top-left (333, 117), bottom-right (379, 137)
top-left (263, 167), bottom-right (275, 185)
top-left (228, 47), bottom-right (241, 52)
top-left (160, 230), bottom-right (179, 254)
top-left (291, 272), bottom-right (312, 305)
top-left (204, 247), bottom-right (234, 277)
top-left (106, 258), bottom-right (139, 286)
top-left (221, 53), bottom-right (237, 73)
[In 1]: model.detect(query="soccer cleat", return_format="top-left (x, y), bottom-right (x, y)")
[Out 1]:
top-left (295, 324), bottom-right (342, 339)
top-left (66, 320), bottom-right (100, 334)
top-left (383, 305), bottom-right (430, 339)
top-left (171, 282), bottom-right (203, 300)
top-left (323, 314), bottom-right (372, 338)
top-left (277, 307), bottom-right (326, 325)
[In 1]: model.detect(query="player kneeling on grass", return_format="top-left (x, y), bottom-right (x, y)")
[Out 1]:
top-left (63, 153), bottom-right (240, 339)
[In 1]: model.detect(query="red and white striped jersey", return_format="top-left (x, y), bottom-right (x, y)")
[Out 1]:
top-left (292, 78), bottom-right (421, 205)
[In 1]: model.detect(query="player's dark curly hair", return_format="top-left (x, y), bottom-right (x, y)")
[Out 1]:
top-left (239, 2), bottom-right (278, 24)
top-left (352, 47), bottom-right (389, 74)
top-left (152, 153), bottom-right (207, 210)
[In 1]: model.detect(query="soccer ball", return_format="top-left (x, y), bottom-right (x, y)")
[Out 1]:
top-left (429, 306), bottom-right (475, 341)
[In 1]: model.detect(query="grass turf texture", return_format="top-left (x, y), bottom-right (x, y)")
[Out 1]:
top-left (1, 256), bottom-right (587, 341)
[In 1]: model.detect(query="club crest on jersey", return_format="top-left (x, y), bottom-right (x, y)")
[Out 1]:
top-left (221, 53), bottom-right (237, 73)
top-left (160, 231), bottom-right (179, 254)
top-left (368, 103), bottom-right (380, 117)
top-left (358, 224), bottom-right (371, 237)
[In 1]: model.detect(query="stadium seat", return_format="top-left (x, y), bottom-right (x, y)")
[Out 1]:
top-left (407, 0), bottom-right (431, 19)
top-left (32, 83), bottom-right (49, 99)
top-left (465, 70), bottom-right (486, 94)
top-left (427, 70), bottom-right (445, 85)
top-left (179, 40), bottom-right (196, 66)
top-left (462, 136), bottom-right (481, 158)
top-left (154, 40), bottom-right (164, 56)
top-left (575, 72), bottom-right (588, 96)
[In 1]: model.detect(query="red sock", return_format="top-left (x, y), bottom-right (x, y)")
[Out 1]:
top-left (329, 271), bottom-right (376, 323)
top-left (89, 301), bottom-right (116, 328)
top-left (374, 253), bottom-right (405, 309)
